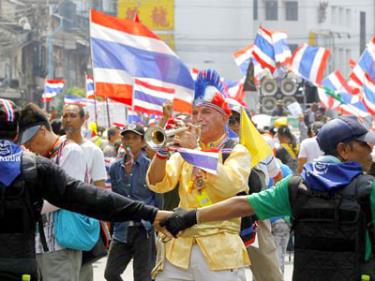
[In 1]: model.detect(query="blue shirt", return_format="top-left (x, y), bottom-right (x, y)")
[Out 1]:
top-left (109, 152), bottom-right (162, 243)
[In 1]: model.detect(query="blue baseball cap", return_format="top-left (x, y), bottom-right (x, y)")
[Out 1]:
top-left (317, 117), bottom-right (375, 154)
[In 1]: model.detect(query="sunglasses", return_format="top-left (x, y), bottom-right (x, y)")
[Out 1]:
top-left (228, 117), bottom-right (240, 125)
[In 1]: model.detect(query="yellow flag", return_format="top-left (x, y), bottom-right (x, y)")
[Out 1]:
top-left (240, 108), bottom-right (273, 167)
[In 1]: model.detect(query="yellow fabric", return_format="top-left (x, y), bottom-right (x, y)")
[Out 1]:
top-left (88, 122), bottom-right (98, 135)
top-left (280, 143), bottom-right (299, 160)
top-left (274, 117), bottom-right (288, 128)
top-left (200, 134), bottom-right (226, 150)
top-left (147, 142), bottom-right (251, 270)
top-left (240, 108), bottom-right (273, 167)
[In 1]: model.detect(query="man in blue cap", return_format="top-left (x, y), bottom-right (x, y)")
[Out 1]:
top-left (161, 116), bottom-right (375, 281)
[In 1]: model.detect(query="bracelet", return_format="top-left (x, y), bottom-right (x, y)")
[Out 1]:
top-left (156, 148), bottom-right (169, 160)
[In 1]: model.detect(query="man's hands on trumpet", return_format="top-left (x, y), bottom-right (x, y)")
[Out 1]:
top-left (172, 123), bottom-right (200, 149)
top-left (157, 101), bottom-right (201, 150)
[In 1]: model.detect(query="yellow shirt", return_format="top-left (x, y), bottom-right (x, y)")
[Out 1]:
top-left (147, 140), bottom-right (251, 270)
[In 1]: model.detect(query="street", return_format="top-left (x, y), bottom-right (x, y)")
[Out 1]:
top-left (92, 254), bottom-right (294, 281)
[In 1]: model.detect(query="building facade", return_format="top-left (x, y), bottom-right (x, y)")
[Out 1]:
top-left (174, 0), bottom-right (375, 79)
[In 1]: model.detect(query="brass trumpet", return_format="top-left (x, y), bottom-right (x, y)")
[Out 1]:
top-left (145, 126), bottom-right (188, 150)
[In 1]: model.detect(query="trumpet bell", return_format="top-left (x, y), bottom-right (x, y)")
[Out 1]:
top-left (144, 126), bottom-right (168, 150)
top-left (144, 125), bottom-right (189, 150)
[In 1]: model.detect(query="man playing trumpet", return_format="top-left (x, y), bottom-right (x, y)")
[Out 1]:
top-left (147, 69), bottom-right (251, 281)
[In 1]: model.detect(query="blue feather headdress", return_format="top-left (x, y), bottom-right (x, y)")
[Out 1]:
top-left (194, 69), bottom-right (230, 115)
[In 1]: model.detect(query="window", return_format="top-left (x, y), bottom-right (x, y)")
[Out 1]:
top-left (285, 1), bottom-right (298, 21)
top-left (331, 6), bottom-right (336, 25)
top-left (346, 9), bottom-right (351, 27)
top-left (265, 0), bottom-right (278, 20)
top-left (253, 0), bottom-right (258, 20)
top-left (339, 7), bottom-right (344, 25)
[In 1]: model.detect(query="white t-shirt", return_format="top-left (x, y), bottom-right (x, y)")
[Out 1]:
top-left (36, 140), bottom-right (86, 253)
top-left (81, 140), bottom-right (107, 183)
top-left (258, 155), bottom-right (281, 186)
top-left (298, 137), bottom-right (323, 163)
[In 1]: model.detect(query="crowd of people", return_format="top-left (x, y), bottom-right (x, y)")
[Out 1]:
top-left (1, 69), bottom-right (375, 281)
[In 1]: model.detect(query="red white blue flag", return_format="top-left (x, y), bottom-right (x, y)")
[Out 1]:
top-left (132, 78), bottom-right (175, 116)
top-left (339, 95), bottom-right (370, 118)
top-left (64, 95), bottom-right (94, 107)
top-left (291, 44), bottom-right (330, 85)
top-left (86, 75), bottom-right (95, 99)
top-left (233, 44), bottom-right (264, 86)
top-left (89, 9), bottom-right (194, 113)
top-left (272, 31), bottom-right (292, 65)
top-left (233, 44), bottom-right (254, 75)
top-left (319, 70), bottom-right (369, 117)
top-left (348, 36), bottom-right (375, 89)
top-left (319, 70), bottom-right (349, 110)
top-left (190, 68), bottom-right (199, 81)
top-left (253, 26), bottom-right (276, 73)
top-left (178, 148), bottom-right (219, 175)
top-left (362, 74), bottom-right (375, 115)
top-left (252, 26), bottom-right (291, 73)
top-left (224, 78), bottom-right (246, 108)
top-left (127, 109), bottom-right (143, 124)
top-left (42, 79), bottom-right (64, 102)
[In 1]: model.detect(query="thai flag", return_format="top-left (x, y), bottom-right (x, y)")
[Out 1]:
top-left (233, 44), bottom-right (264, 86)
top-left (64, 95), bottom-right (94, 107)
top-left (322, 70), bottom-right (360, 105)
top-left (317, 87), bottom-right (342, 110)
top-left (42, 79), bottom-right (64, 102)
top-left (132, 78), bottom-right (175, 115)
top-left (272, 31), bottom-right (292, 65)
top-left (89, 9), bottom-right (194, 113)
top-left (322, 70), bottom-right (354, 93)
top-left (290, 44), bottom-right (330, 85)
top-left (348, 36), bottom-right (375, 88)
top-left (252, 26), bottom-right (291, 73)
top-left (127, 109), bottom-right (142, 124)
top-left (177, 148), bottom-right (219, 175)
top-left (225, 78), bottom-right (246, 108)
top-left (252, 26), bottom-right (276, 73)
top-left (362, 74), bottom-right (375, 115)
top-left (233, 44), bottom-right (254, 75)
top-left (86, 75), bottom-right (95, 99)
top-left (190, 68), bottom-right (199, 81)
top-left (338, 91), bottom-right (369, 118)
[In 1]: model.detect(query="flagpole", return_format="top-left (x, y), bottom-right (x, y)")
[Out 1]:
top-left (124, 106), bottom-right (128, 125)
top-left (106, 98), bottom-right (111, 128)
top-left (88, 10), bottom-right (99, 127)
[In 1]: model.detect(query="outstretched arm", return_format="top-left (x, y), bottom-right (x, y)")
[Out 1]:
top-left (197, 196), bottom-right (254, 223)
top-left (161, 196), bottom-right (254, 237)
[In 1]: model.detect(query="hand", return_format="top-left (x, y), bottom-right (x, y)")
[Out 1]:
top-left (160, 208), bottom-right (198, 237)
top-left (159, 101), bottom-right (174, 128)
top-left (173, 123), bottom-right (200, 149)
top-left (153, 210), bottom-right (173, 238)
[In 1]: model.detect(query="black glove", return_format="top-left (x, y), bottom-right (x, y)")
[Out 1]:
top-left (160, 208), bottom-right (197, 237)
